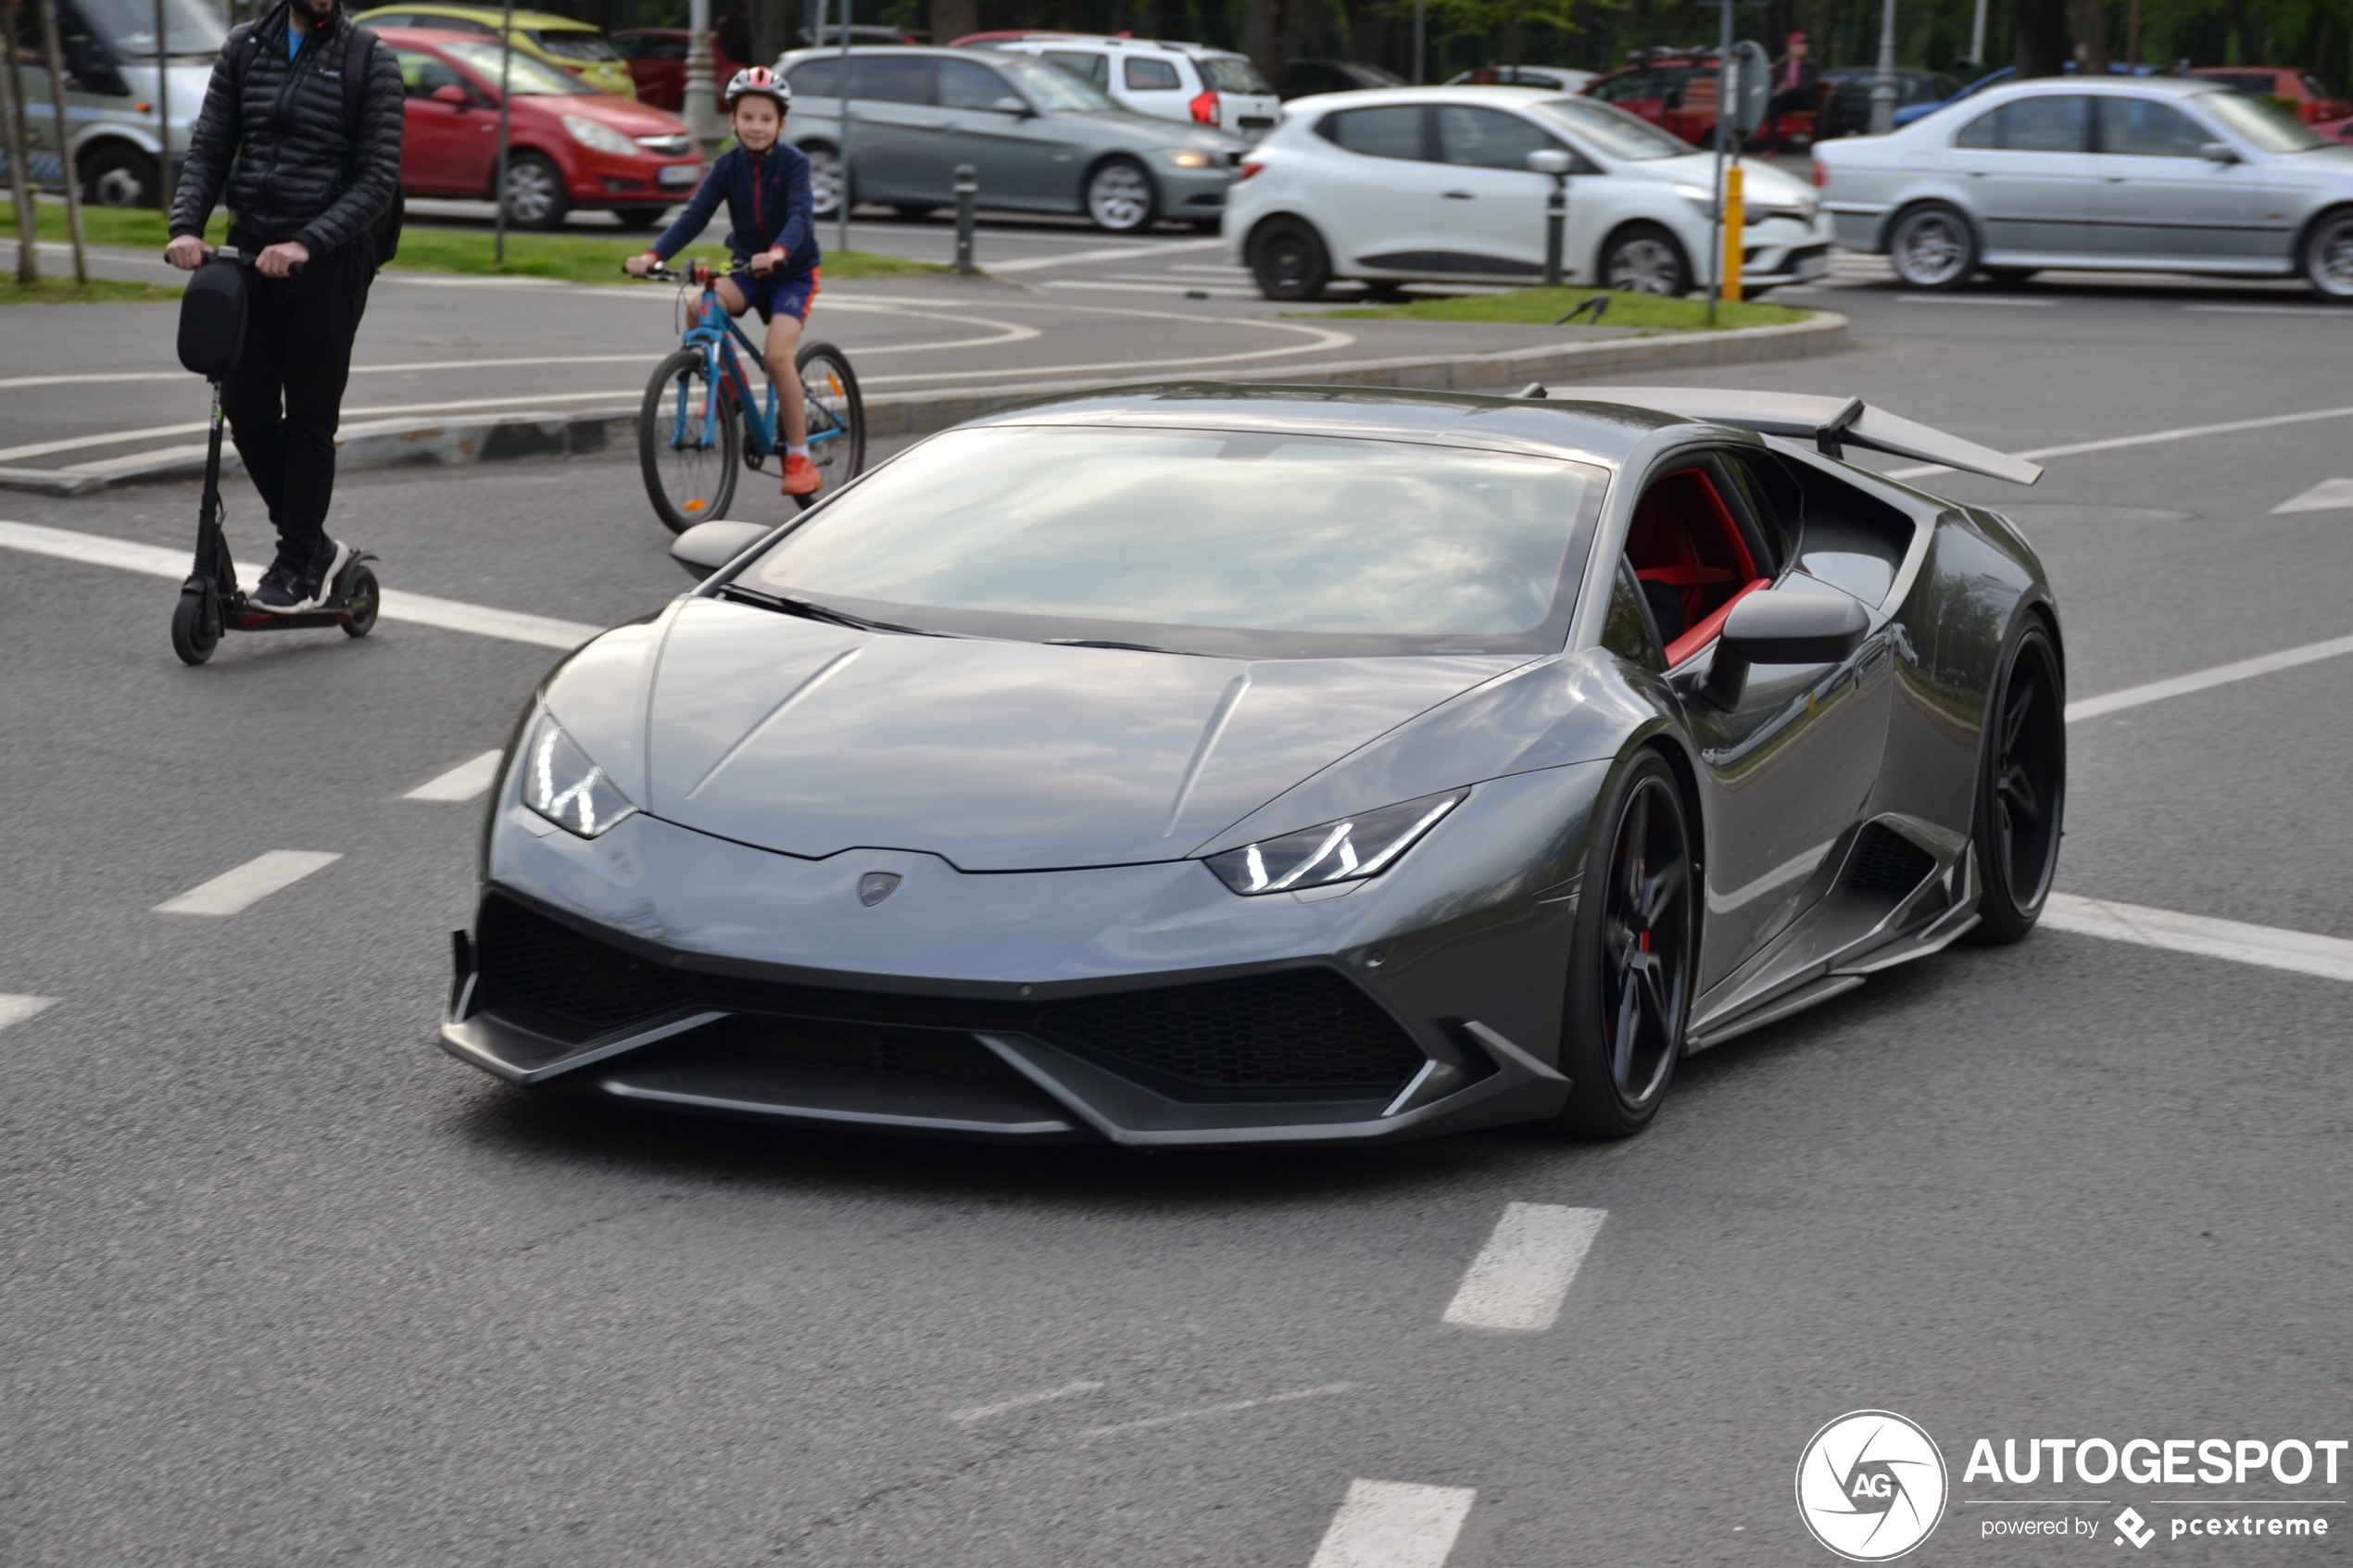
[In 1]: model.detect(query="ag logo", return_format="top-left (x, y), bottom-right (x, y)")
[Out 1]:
top-left (1795, 1410), bottom-right (1949, 1562)
top-left (856, 872), bottom-right (901, 907)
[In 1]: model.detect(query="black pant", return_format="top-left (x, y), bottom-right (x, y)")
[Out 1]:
top-left (222, 236), bottom-right (372, 559)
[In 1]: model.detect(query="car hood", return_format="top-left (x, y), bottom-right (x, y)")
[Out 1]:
top-left (554, 93), bottom-right (691, 134)
top-left (1063, 107), bottom-right (1246, 152)
top-left (607, 598), bottom-right (1524, 872)
top-left (1635, 151), bottom-right (1815, 207)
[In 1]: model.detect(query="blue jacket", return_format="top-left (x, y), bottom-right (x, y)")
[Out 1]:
top-left (650, 143), bottom-right (820, 277)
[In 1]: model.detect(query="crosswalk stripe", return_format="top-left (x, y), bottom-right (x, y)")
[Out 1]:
top-left (1309, 1480), bottom-right (1478, 1568)
top-left (0, 995), bottom-right (57, 1033)
top-left (155, 851), bottom-right (343, 917)
top-left (1442, 1203), bottom-right (1608, 1332)
top-left (403, 750), bottom-right (505, 802)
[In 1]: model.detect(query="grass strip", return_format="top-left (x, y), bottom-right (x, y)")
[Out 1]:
top-left (1315, 287), bottom-right (1811, 331)
top-left (0, 274), bottom-right (184, 305)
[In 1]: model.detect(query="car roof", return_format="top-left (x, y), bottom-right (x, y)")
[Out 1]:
top-left (1967, 73), bottom-right (2224, 100)
top-left (996, 34), bottom-right (1244, 57)
top-left (1282, 83), bottom-right (1567, 110)
top-left (366, 4), bottom-right (596, 26)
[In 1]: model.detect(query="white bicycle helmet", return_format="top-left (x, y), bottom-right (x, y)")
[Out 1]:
top-left (724, 66), bottom-right (791, 111)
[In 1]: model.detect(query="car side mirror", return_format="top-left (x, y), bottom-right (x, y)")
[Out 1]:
top-left (1692, 588), bottom-right (1869, 709)
top-left (431, 83), bottom-right (471, 107)
top-left (671, 520), bottom-right (772, 580)
top-left (2198, 140), bottom-right (2240, 163)
top-left (1526, 146), bottom-right (1573, 175)
top-left (990, 94), bottom-right (1033, 117)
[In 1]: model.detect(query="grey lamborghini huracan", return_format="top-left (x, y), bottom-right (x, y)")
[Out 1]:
top-left (442, 383), bottom-right (2064, 1146)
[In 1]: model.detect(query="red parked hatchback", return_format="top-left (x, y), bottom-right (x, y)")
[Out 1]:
top-left (380, 27), bottom-right (703, 229)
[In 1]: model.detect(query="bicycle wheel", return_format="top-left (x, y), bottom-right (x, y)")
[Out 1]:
top-left (795, 341), bottom-right (865, 510)
top-left (638, 347), bottom-right (740, 534)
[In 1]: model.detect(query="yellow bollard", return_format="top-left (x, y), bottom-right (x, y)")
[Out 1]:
top-left (1721, 164), bottom-right (1744, 304)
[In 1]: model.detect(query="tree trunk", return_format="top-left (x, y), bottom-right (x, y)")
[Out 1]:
top-left (2012, 0), bottom-right (2068, 77)
top-left (747, 0), bottom-right (792, 71)
top-left (2066, 0), bottom-right (2105, 71)
top-left (1241, 0), bottom-right (1284, 93)
top-left (930, 0), bottom-right (977, 48)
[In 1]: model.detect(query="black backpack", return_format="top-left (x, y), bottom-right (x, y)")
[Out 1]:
top-left (229, 8), bottom-right (404, 268)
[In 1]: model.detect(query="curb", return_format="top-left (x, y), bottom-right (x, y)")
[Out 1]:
top-left (7, 312), bottom-right (1845, 494)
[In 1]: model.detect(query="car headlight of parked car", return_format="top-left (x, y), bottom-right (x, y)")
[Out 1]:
top-left (520, 712), bottom-right (636, 838)
top-left (562, 114), bottom-right (640, 157)
top-left (1162, 147), bottom-right (1216, 169)
top-left (1204, 789), bottom-right (1468, 896)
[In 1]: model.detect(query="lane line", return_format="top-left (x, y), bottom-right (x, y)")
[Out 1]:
top-left (857, 319), bottom-right (1358, 387)
top-left (1441, 1202), bottom-right (1608, 1332)
top-left (404, 750), bottom-right (504, 802)
top-left (1038, 279), bottom-right (1263, 298)
top-left (2064, 633), bottom-right (2353, 721)
top-left (1886, 403), bottom-right (2353, 481)
top-left (1308, 1480), bottom-right (1478, 1568)
top-left (2185, 304), bottom-right (2353, 318)
top-left (2040, 894), bottom-right (2353, 984)
top-left (949, 1380), bottom-right (1104, 1424)
top-left (0, 521), bottom-right (601, 650)
top-left (1894, 294), bottom-right (2057, 307)
top-left (2271, 478), bottom-right (2353, 514)
top-left (0, 995), bottom-right (57, 1033)
top-left (1079, 1382), bottom-right (1355, 1439)
top-left (984, 237), bottom-right (1227, 273)
top-left (156, 851), bottom-right (342, 916)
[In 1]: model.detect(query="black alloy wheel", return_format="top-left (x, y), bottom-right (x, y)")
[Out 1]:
top-left (1249, 216), bottom-right (1330, 301)
top-left (82, 144), bottom-right (158, 208)
top-left (1555, 752), bottom-right (1696, 1137)
top-left (1969, 619), bottom-right (2065, 942)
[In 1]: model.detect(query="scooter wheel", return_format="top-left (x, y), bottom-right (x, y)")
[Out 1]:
top-left (341, 565), bottom-right (379, 639)
top-left (171, 586), bottom-right (220, 665)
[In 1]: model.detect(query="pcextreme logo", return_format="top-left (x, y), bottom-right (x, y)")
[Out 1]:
top-left (1796, 1411), bottom-right (1952, 1562)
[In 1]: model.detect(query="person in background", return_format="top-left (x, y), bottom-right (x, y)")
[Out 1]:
top-left (1758, 31), bottom-right (1820, 154)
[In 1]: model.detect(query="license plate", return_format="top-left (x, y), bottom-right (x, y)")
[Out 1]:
top-left (1796, 252), bottom-right (1830, 281)
top-left (658, 163), bottom-right (699, 188)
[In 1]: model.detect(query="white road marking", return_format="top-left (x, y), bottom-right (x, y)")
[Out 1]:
top-left (1885, 403), bottom-right (2353, 481)
top-left (2185, 304), bottom-right (2353, 317)
top-left (404, 750), bottom-right (504, 802)
top-left (0, 391), bottom-right (638, 464)
top-left (0, 995), bottom-right (57, 1033)
top-left (2064, 633), bottom-right (2353, 721)
top-left (156, 851), bottom-right (342, 916)
top-left (1308, 1480), bottom-right (1478, 1568)
top-left (1079, 1382), bottom-right (1355, 1439)
top-left (0, 521), bottom-right (600, 650)
top-left (1037, 279), bottom-right (1263, 297)
top-left (2271, 478), bottom-right (2353, 514)
top-left (949, 1380), bottom-right (1104, 1424)
top-left (858, 318), bottom-right (1356, 386)
top-left (984, 237), bottom-right (1227, 273)
top-left (1894, 294), bottom-right (2057, 307)
top-left (1441, 1202), bottom-right (1608, 1332)
top-left (2041, 894), bottom-right (2353, 984)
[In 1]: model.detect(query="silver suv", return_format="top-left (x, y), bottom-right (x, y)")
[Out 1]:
top-left (6, 0), bottom-right (221, 208)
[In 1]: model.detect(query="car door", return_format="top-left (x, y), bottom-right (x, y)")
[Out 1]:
top-left (1308, 103), bottom-right (1443, 271)
top-left (2088, 94), bottom-right (2259, 262)
top-left (1039, 48), bottom-right (1110, 93)
top-left (1945, 94), bottom-right (2096, 260)
top-left (843, 53), bottom-right (942, 203)
top-left (396, 48), bottom-right (497, 196)
top-left (1427, 103), bottom-right (1570, 280)
top-left (1116, 51), bottom-right (1189, 124)
top-left (935, 55), bottom-right (1063, 202)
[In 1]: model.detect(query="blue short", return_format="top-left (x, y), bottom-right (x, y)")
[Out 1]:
top-left (739, 267), bottom-right (818, 324)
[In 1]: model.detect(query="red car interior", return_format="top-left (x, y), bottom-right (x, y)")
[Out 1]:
top-left (1628, 466), bottom-right (1772, 666)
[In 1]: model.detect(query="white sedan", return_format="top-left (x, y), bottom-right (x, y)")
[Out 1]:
top-left (1224, 86), bottom-right (1832, 300)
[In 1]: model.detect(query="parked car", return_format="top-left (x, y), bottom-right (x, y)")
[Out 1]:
top-left (609, 28), bottom-right (743, 113)
top-left (1580, 52), bottom-right (1718, 144)
top-left (777, 45), bottom-right (1243, 231)
top-left (804, 23), bottom-right (926, 46)
top-left (2317, 113), bottom-right (2353, 144)
top-left (1282, 59), bottom-right (1402, 99)
top-left (354, 6), bottom-right (636, 98)
top-left (2190, 67), bottom-right (2351, 124)
top-left (1810, 67), bottom-right (1960, 139)
top-left (379, 27), bottom-right (698, 228)
top-left (1893, 65), bottom-right (2011, 128)
top-left (1445, 64), bottom-right (1595, 93)
top-left (1227, 86), bottom-right (1831, 299)
top-left (1814, 75), bottom-right (2353, 299)
top-left (2, 0), bottom-right (220, 207)
top-left (983, 34), bottom-right (1281, 140)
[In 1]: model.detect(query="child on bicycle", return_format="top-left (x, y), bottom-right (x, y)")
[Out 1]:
top-left (626, 67), bottom-right (824, 497)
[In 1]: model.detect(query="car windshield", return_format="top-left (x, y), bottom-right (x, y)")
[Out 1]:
top-left (75, 0), bottom-right (224, 56)
top-left (531, 29), bottom-right (619, 61)
top-left (1198, 54), bottom-right (1273, 94)
top-left (1528, 96), bottom-right (1691, 159)
top-left (992, 51), bottom-right (1118, 112)
top-left (2197, 87), bottom-right (2325, 150)
top-left (445, 39), bottom-right (590, 94)
top-left (742, 425), bottom-right (1602, 658)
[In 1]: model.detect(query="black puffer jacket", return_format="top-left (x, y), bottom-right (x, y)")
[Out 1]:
top-left (170, 3), bottom-right (403, 258)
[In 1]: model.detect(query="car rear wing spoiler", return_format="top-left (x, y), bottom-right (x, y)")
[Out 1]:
top-left (1540, 385), bottom-right (2045, 486)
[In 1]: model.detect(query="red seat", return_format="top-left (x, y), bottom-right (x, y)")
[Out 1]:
top-left (1626, 467), bottom-right (1768, 666)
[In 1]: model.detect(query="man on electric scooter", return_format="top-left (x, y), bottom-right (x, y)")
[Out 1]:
top-left (625, 69), bottom-right (824, 499)
top-left (164, 0), bottom-right (402, 613)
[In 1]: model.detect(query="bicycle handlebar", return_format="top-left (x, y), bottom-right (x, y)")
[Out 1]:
top-left (623, 259), bottom-right (755, 284)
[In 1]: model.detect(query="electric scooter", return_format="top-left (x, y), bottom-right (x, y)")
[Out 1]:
top-left (170, 247), bottom-right (380, 666)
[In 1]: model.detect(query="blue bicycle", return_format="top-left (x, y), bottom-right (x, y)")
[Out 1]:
top-left (629, 260), bottom-right (865, 533)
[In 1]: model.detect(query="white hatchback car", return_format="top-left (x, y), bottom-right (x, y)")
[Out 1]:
top-left (1226, 86), bottom-right (1832, 300)
top-left (986, 35), bottom-right (1283, 140)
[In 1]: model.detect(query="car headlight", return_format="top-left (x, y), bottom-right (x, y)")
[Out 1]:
top-left (1204, 789), bottom-right (1467, 896)
top-left (1164, 147), bottom-right (1214, 169)
top-left (562, 113), bottom-right (640, 157)
top-left (520, 712), bottom-right (636, 838)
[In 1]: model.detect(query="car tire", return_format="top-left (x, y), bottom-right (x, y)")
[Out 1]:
top-left (1248, 216), bottom-right (1331, 301)
top-left (81, 144), bottom-right (157, 208)
top-left (802, 142), bottom-right (845, 220)
top-left (610, 205), bottom-right (669, 230)
top-left (2298, 207), bottom-right (2353, 302)
top-left (1966, 614), bottom-right (2066, 944)
top-left (893, 204), bottom-right (935, 221)
top-left (1363, 280), bottom-right (1408, 303)
top-left (1084, 156), bottom-right (1157, 232)
top-left (1600, 222), bottom-right (1692, 296)
top-left (499, 152), bottom-right (570, 231)
top-left (1887, 201), bottom-right (1978, 290)
top-left (1553, 750), bottom-right (1697, 1139)
top-left (1983, 266), bottom-right (2037, 288)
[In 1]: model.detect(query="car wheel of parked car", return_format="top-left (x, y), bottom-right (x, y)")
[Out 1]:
top-left (1967, 616), bottom-right (2065, 944)
top-left (81, 144), bottom-right (157, 208)
top-left (1085, 157), bottom-right (1157, 232)
top-left (1248, 216), bottom-right (1331, 301)
top-left (1554, 750), bottom-right (1696, 1138)
top-left (500, 153), bottom-right (570, 231)
top-left (1887, 202), bottom-right (1978, 290)
top-left (610, 205), bottom-right (669, 230)
top-left (2299, 207), bottom-right (2353, 302)
top-left (1601, 223), bottom-right (1691, 296)
top-left (802, 144), bottom-right (844, 219)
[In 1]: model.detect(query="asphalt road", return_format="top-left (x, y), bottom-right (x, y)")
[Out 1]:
top-left (2, 277), bottom-right (2349, 1565)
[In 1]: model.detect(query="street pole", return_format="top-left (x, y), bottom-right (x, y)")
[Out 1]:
top-left (682, 0), bottom-right (721, 157)
top-left (493, 0), bottom-right (513, 265)
top-left (1968, 0), bottom-right (1987, 67)
top-left (952, 162), bottom-right (975, 273)
top-left (151, 0), bottom-right (171, 214)
top-left (1413, 0), bottom-right (1425, 83)
top-left (834, 0), bottom-right (850, 257)
top-left (34, 0), bottom-right (85, 282)
top-left (2126, 0), bottom-right (2142, 69)
top-left (1705, 0), bottom-right (1731, 324)
top-left (2, 0), bottom-right (42, 282)
top-left (1869, 0), bottom-right (1898, 135)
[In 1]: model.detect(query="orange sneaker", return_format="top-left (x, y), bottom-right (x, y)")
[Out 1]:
top-left (781, 453), bottom-right (822, 496)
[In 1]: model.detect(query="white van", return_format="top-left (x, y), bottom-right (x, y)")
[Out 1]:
top-left (981, 34), bottom-right (1281, 140)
